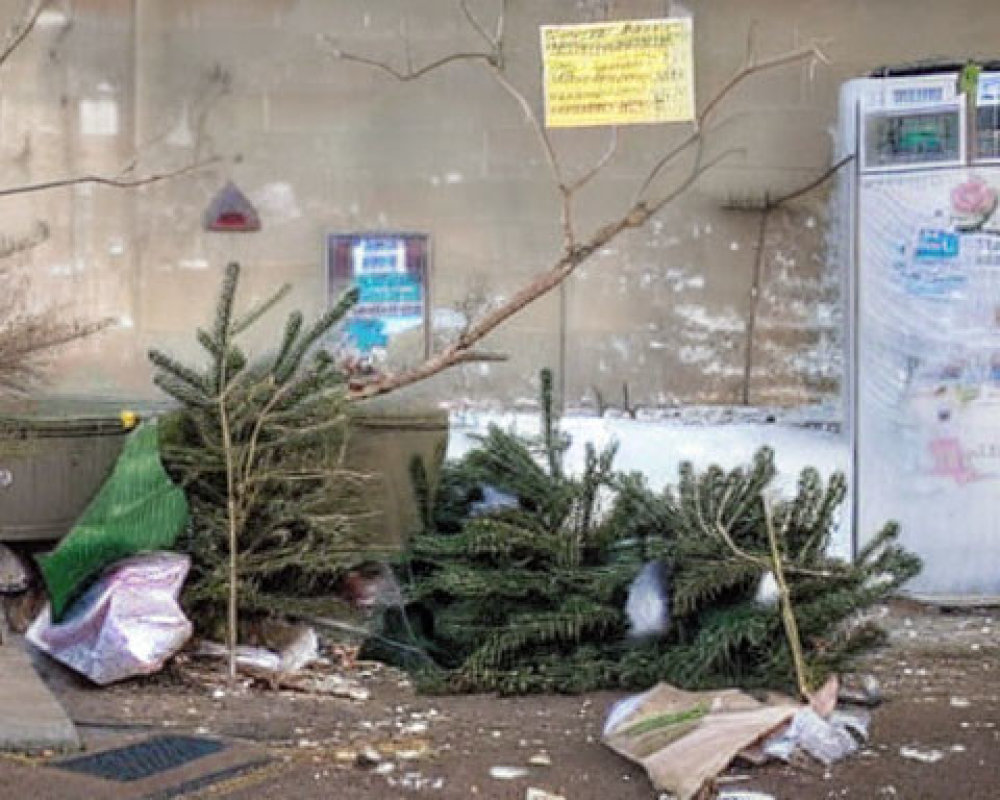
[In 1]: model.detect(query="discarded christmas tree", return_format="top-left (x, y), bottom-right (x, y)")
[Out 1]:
top-left (615, 448), bottom-right (922, 692)
top-left (150, 262), bottom-right (365, 679)
top-left (390, 369), bottom-right (642, 694)
top-left (384, 406), bottom-right (920, 694)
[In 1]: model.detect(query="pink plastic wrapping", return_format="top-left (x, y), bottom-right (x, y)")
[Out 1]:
top-left (27, 551), bottom-right (192, 685)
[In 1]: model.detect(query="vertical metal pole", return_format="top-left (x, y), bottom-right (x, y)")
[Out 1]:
top-left (849, 100), bottom-right (862, 564)
top-left (743, 203), bottom-right (770, 406)
top-left (557, 280), bottom-right (567, 414)
top-left (130, 0), bottom-right (143, 338)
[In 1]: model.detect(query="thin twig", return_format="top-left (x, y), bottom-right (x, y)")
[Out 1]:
top-left (485, 66), bottom-right (572, 247)
top-left (328, 44), bottom-right (496, 82)
top-left (218, 358), bottom-right (239, 685)
top-left (454, 349), bottom-right (508, 363)
top-left (567, 127), bottom-right (619, 193)
top-left (489, 68), bottom-right (564, 188)
top-left (635, 42), bottom-right (827, 201)
top-left (0, 0), bottom-right (49, 70)
top-left (700, 43), bottom-right (826, 127)
top-left (0, 157), bottom-right (221, 199)
top-left (743, 205), bottom-right (770, 406)
top-left (347, 149), bottom-right (734, 401)
top-left (738, 154), bottom-right (854, 405)
top-left (633, 130), bottom-right (699, 202)
top-left (769, 154), bottom-right (854, 207)
top-left (329, 4), bottom-right (569, 246)
top-left (459, 0), bottom-right (497, 49)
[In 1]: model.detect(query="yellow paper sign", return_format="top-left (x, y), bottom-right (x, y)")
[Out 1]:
top-left (541, 18), bottom-right (694, 128)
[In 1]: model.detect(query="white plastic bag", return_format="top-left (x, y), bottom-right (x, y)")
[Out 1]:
top-left (27, 552), bottom-right (192, 685)
top-left (763, 707), bottom-right (868, 765)
top-left (626, 561), bottom-right (671, 637)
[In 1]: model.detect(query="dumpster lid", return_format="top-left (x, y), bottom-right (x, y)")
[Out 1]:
top-left (350, 396), bottom-right (448, 430)
top-left (0, 394), bottom-right (170, 437)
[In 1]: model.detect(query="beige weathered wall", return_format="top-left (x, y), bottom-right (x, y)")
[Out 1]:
top-left (3, 0), bottom-right (999, 411)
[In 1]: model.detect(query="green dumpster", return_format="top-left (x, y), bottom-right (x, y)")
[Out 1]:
top-left (0, 398), bottom-right (138, 543)
top-left (345, 399), bottom-right (449, 553)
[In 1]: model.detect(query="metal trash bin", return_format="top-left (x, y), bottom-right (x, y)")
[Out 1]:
top-left (0, 400), bottom-right (133, 543)
top-left (345, 400), bottom-right (449, 553)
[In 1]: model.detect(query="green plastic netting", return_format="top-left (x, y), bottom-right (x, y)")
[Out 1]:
top-left (37, 421), bottom-right (189, 621)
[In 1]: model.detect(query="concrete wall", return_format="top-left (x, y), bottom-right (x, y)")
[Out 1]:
top-left (2, 0), bottom-right (998, 412)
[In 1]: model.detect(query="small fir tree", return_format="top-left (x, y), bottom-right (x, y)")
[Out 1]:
top-left (149, 261), bottom-right (364, 680)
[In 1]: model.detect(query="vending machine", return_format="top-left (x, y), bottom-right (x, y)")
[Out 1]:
top-left (842, 69), bottom-right (1000, 597)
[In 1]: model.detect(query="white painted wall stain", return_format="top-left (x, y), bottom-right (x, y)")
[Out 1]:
top-left (674, 304), bottom-right (745, 333)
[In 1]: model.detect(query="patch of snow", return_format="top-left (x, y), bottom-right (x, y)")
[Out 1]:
top-left (677, 344), bottom-right (718, 365)
top-left (447, 413), bottom-right (850, 556)
top-left (432, 307), bottom-right (467, 330)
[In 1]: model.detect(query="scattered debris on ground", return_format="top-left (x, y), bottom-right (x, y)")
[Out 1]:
top-left (3, 601), bottom-right (995, 800)
top-left (0, 543), bottom-right (31, 594)
top-left (603, 682), bottom-right (796, 799)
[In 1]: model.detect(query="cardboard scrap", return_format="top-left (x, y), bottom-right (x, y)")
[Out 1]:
top-left (603, 683), bottom-right (797, 800)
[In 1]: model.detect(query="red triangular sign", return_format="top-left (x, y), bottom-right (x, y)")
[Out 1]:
top-left (204, 181), bottom-right (261, 232)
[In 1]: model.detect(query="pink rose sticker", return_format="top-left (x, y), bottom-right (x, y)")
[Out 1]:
top-left (951, 177), bottom-right (998, 231)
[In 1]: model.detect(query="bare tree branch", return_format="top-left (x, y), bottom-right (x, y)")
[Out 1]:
top-left (348, 147), bottom-right (735, 401)
top-left (0, 0), bottom-right (49, 70)
top-left (455, 349), bottom-right (508, 363)
top-left (0, 156), bottom-right (221, 199)
top-left (325, 38), bottom-right (497, 82)
top-left (0, 221), bottom-right (47, 262)
top-left (770, 153), bottom-right (853, 207)
top-left (329, 4), bottom-right (582, 250)
top-left (460, 0), bottom-right (498, 50)
top-left (700, 43), bottom-right (827, 129)
top-left (0, 306), bottom-right (113, 395)
top-left (635, 41), bottom-right (827, 202)
top-left (739, 153), bottom-right (855, 404)
top-left (487, 66), bottom-right (575, 248)
top-left (488, 67), bottom-right (564, 187)
top-left (567, 127), bottom-right (619, 193)
top-left (331, 5), bottom-right (836, 403)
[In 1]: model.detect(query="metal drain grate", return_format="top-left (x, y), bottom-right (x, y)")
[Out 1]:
top-left (56, 735), bottom-right (226, 782)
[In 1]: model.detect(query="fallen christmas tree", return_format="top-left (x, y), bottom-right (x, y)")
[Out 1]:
top-left (374, 374), bottom-right (921, 694)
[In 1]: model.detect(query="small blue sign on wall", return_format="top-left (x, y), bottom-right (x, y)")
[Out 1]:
top-left (326, 233), bottom-right (429, 356)
top-left (914, 228), bottom-right (960, 259)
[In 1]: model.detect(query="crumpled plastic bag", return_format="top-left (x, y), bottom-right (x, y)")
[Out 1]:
top-left (763, 707), bottom-right (870, 765)
top-left (196, 624), bottom-right (320, 676)
top-left (36, 422), bottom-right (189, 622)
top-left (470, 484), bottom-right (519, 516)
top-left (27, 551), bottom-right (192, 685)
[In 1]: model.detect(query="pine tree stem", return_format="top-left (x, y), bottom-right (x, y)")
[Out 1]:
top-left (764, 499), bottom-right (811, 698)
top-left (220, 391), bottom-right (238, 686)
